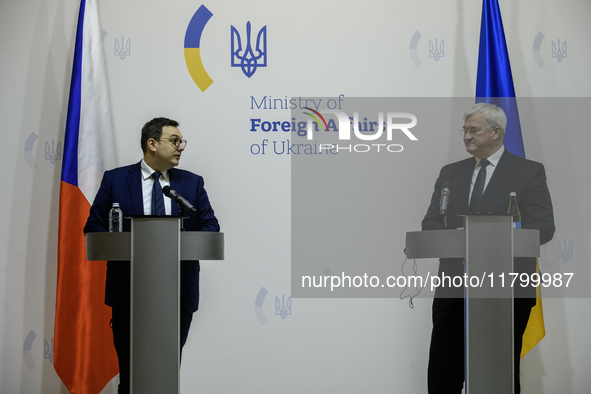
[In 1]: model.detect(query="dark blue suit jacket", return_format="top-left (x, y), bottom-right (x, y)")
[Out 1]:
top-left (421, 150), bottom-right (555, 308)
top-left (84, 162), bottom-right (220, 312)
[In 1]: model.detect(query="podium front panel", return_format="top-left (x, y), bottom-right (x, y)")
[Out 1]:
top-left (465, 215), bottom-right (514, 394)
top-left (130, 217), bottom-right (181, 393)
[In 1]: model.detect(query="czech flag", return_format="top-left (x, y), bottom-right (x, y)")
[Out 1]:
top-left (476, 0), bottom-right (545, 358)
top-left (54, 0), bottom-right (118, 392)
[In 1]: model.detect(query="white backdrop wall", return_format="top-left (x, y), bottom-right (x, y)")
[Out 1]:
top-left (1, 0), bottom-right (590, 393)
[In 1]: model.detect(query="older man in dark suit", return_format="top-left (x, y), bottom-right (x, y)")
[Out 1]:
top-left (84, 117), bottom-right (219, 393)
top-left (421, 103), bottom-right (554, 393)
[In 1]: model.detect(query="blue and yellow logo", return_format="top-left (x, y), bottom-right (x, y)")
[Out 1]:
top-left (184, 5), bottom-right (213, 92)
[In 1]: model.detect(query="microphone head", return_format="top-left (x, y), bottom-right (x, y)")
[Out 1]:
top-left (440, 182), bottom-right (451, 216)
top-left (162, 185), bottom-right (172, 196)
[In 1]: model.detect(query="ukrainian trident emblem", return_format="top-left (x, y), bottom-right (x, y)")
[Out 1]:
top-left (230, 22), bottom-right (267, 78)
top-left (114, 36), bottom-right (131, 60)
top-left (275, 294), bottom-right (291, 320)
top-left (45, 140), bottom-right (62, 164)
top-left (558, 238), bottom-right (573, 263)
top-left (551, 39), bottom-right (567, 62)
top-left (44, 338), bottom-right (54, 363)
top-left (429, 38), bottom-right (444, 61)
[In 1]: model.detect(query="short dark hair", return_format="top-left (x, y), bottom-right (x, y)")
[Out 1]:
top-left (141, 117), bottom-right (179, 152)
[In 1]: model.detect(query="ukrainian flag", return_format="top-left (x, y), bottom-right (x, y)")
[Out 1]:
top-left (475, 0), bottom-right (545, 358)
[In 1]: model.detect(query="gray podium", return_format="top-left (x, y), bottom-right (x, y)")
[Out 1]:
top-left (86, 216), bottom-right (224, 394)
top-left (405, 215), bottom-right (539, 394)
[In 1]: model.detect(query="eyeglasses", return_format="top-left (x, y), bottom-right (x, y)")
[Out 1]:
top-left (157, 137), bottom-right (187, 148)
top-left (459, 127), bottom-right (488, 137)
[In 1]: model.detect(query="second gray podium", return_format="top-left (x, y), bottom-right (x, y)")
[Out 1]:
top-left (406, 215), bottom-right (539, 394)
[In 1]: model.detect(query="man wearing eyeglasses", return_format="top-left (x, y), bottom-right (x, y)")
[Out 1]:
top-left (84, 117), bottom-right (219, 393)
top-left (421, 103), bottom-right (554, 394)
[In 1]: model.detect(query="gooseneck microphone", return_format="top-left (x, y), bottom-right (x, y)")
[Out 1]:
top-left (439, 182), bottom-right (451, 215)
top-left (439, 182), bottom-right (451, 228)
top-left (162, 186), bottom-right (198, 215)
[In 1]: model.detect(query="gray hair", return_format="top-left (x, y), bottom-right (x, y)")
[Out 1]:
top-left (463, 103), bottom-right (506, 138)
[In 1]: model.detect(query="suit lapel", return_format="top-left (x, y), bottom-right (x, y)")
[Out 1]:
top-left (168, 169), bottom-right (181, 216)
top-left (126, 162), bottom-right (145, 215)
top-left (458, 157), bottom-right (475, 213)
top-left (479, 150), bottom-right (513, 210)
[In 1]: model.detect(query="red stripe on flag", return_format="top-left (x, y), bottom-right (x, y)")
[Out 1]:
top-left (55, 181), bottom-right (117, 393)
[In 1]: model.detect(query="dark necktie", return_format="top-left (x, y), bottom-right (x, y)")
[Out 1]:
top-left (469, 159), bottom-right (489, 213)
top-left (151, 171), bottom-right (166, 215)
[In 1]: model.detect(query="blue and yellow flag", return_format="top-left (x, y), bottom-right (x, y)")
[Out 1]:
top-left (475, 0), bottom-right (545, 358)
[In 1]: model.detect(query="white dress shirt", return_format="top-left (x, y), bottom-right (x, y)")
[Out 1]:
top-left (140, 160), bottom-right (172, 215)
top-left (468, 146), bottom-right (504, 202)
